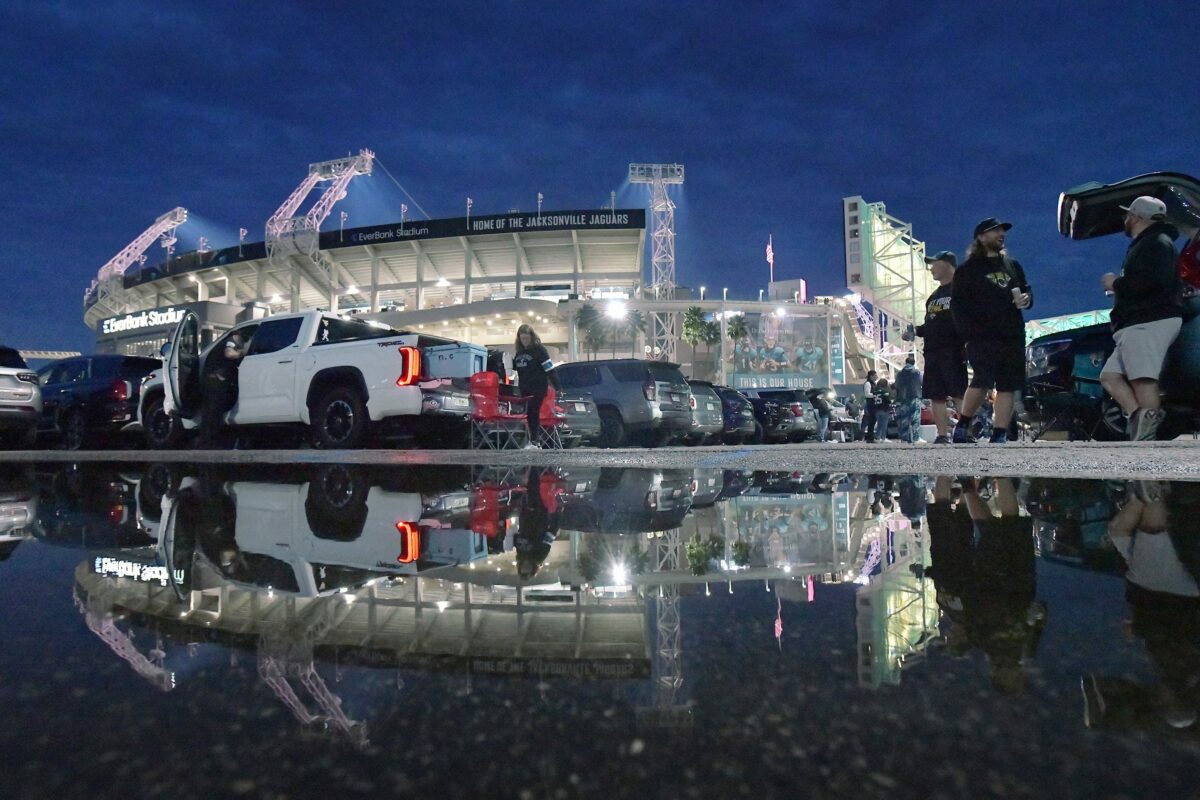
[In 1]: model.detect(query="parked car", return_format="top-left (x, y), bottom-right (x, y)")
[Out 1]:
top-left (554, 359), bottom-right (692, 448)
top-left (713, 385), bottom-right (757, 444)
top-left (555, 389), bottom-right (602, 448)
top-left (1025, 171), bottom-right (1200, 439)
top-left (0, 346), bottom-right (41, 449)
top-left (740, 389), bottom-right (794, 443)
top-left (740, 388), bottom-right (819, 442)
top-left (685, 380), bottom-right (725, 445)
top-left (559, 468), bottom-right (693, 533)
top-left (34, 354), bottom-right (159, 450)
top-left (143, 310), bottom-right (488, 449)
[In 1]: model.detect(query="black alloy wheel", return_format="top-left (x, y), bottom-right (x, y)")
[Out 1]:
top-left (311, 387), bottom-right (368, 449)
top-left (61, 409), bottom-right (89, 451)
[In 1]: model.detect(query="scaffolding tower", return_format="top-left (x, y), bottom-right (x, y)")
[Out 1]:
top-left (630, 163), bottom-right (684, 362)
top-left (842, 197), bottom-right (938, 376)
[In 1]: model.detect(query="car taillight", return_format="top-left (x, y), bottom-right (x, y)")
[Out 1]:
top-left (643, 382), bottom-right (656, 401)
top-left (107, 504), bottom-right (125, 524)
top-left (396, 346), bottom-right (421, 386)
top-left (16, 372), bottom-right (37, 384)
top-left (790, 403), bottom-right (804, 416)
top-left (644, 490), bottom-right (658, 509)
top-left (689, 395), bottom-right (696, 409)
top-left (395, 521), bottom-right (420, 563)
top-left (111, 379), bottom-right (132, 401)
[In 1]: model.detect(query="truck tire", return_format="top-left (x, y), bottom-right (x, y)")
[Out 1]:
top-left (749, 421), bottom-right (765, 444)
top-left (310, 386), bottom-right (369, 449)
top-left (60, 409), bottom-right (90, 451)
top-left (305, 464), bottom-right (369, 541)
top-left (144, 395), bottom-right (185, 449)
top-left (598, 409), bottom-right (625, 449)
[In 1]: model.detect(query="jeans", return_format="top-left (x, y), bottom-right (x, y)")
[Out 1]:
top-left (817, 415), bottom-right (829, 442)
top-left (875, 409), bottom-right (890, 441)
top-left (896, 400), bottom-right (922, 443)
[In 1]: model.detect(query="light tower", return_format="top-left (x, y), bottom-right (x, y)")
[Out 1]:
top-left (629, 163), bottom-right (684, 362)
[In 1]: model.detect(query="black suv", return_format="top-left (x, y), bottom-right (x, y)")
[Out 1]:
top-left (739, 388), bottom-right (820, 442)
top-left (1024, 172), bottom-right (1200, 439)
top-left (37, 355), bottom-right (160, 449)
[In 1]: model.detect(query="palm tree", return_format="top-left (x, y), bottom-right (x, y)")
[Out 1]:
top-left (682, 306), bottom-right (706, 353)
top-left (575, 304), bottom-right (603, 360)
top-left (727, 313), bottom-right (749, 344)
top-left (625, 309), bottom-right (647, 358)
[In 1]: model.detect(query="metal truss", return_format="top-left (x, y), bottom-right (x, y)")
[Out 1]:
top-left (85, 206), bottom-right (188, 315)
top-left (630, 164), bottom-right (684, 362)
top-left (266, 150), bottom-right (374, 310)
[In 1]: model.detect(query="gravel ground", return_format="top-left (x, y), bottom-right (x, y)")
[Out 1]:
top-left (6, 439), bottom-right (1200, 480)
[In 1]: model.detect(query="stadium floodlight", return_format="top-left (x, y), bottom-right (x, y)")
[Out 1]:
top-left (436, 277), bottom-right (450, 288)
top-left (699, 286), bottom-right (706, 301)
top-left (345, 285), bottom-right (358, 295)
top-left (628, 164), bottom-right (685, 184)
top-left (605, 300), bottom-right (627, 319)
top-left (758, 289), bottom-right (764, 302)
top-left (722, 288), bottom-right (728, 301)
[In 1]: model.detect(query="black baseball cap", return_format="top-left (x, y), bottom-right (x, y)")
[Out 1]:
top-left (973, 217), bottom-right (1013, 238)
top-left (923, 249), bottom-right (958, 267)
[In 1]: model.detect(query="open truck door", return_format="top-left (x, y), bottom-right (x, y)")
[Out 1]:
top-left (162, 310), bottom-right (200, 418)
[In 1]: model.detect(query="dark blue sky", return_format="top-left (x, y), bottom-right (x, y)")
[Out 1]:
top-left (1, 1), bottom-right (1196, 352)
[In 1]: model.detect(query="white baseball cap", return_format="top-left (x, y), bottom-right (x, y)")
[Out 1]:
top-left (1119, 196), bottom-right (1167, 219)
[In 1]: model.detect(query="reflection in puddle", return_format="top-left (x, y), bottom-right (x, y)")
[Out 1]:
top-left (4, 463), bottom-right (1200, 773)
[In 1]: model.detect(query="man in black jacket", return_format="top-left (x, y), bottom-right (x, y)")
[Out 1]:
top-left (908, 250), bottom-right (966, 443)
top-left (950, 218), bottom-right (1032, 444)
top-left (1099, 196), bottom-right (1184, 441)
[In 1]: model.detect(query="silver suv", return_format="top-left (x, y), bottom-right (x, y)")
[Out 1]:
top-left (0, 347), bottom-right (41, 449)
top-left (555, 359), bottom-right (692, 448)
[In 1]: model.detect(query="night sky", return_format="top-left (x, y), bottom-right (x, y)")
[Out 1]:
top-left (2, 1), bottom-right (1196, 352)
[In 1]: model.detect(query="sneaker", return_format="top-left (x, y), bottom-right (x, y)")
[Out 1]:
top-left (522, 442), bottom-right (541, 450)
top-left (933, 435), bottom-right (951, 444)
top-left (951, 423), bottom-right (976, 444)
top-left (989, 430), bottom-right (1008, 444)
top-left (1129, 408), bottom-right (1166, 442)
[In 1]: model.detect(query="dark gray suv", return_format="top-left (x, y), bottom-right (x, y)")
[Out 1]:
top-left (555, 359), bottom-right (692, 448)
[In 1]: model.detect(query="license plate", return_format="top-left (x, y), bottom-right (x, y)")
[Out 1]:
top-left (574, 403), bottom-right (587, 412)
top-left (670, 393), bottom-right (682, 402)
top-left (707, 403), bottom-right (718, 411)
top-left (575, 482), bottom-right (588, 493)
top-left (450, 396), bottom-right (469, 407)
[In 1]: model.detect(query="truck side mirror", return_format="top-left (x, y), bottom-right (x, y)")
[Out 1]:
top-left (160, 342), bottom-right (172, 359)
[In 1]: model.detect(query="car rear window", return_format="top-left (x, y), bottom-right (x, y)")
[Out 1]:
top-left (646, 363), bottom-right (687, 384)
top-left (0, 348), bottom-right (27, 369)
top-left (607, 362), bottom-right (648, 383)
top-left (759, 390), bottom-right (797, 402)
top-left (315, 316), bottom-right (401, 345)
top-left (558, 364), bottom-right (602, 389)
top-left (120, 357), bottom-right (160, 379)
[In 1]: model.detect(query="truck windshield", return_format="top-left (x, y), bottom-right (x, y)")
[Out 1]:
top-left (315, 317), bottom-right (402, 345)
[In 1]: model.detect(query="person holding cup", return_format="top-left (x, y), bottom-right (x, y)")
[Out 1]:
top-left (949, 217), bottom-right (1033, 444)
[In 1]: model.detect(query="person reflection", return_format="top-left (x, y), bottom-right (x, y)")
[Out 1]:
top-left (173, 470), bottom-right (242, 587)
top-left (514, 467), bottom-right (560, 581)
top-left (929, 476), bottom-right (1046, 693)
top-left (1086, 481), bottom-right (1200, 730)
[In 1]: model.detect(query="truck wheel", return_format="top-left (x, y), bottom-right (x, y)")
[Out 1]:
top-left (598, 409), bottom-right (625, 448)
top-left (144, 395), bottom-right (185, 449)
top-left (749, 421), bottom-right (765, 445)
top-left (305, 464), bottom-right (369, 540)
top-left (311, 387), bottom-right (369, 449)
top-left (60, 409), bottom-right (90, 451)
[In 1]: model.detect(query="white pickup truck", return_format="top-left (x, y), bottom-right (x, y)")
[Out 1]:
top-left (140, 309), bottom-right (485, 448)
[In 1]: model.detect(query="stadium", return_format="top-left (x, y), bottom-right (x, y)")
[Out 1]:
top-left (81, 150), bottom-right (947, 387)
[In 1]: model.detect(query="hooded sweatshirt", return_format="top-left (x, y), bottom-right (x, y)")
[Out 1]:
top-left (951, 253), bottom-right (1032, 343)
top-left (1111, 220), bottom-right (1183, 332)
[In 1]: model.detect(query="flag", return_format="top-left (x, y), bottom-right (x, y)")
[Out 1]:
top-left (765, 235), bottom-right (774, 267)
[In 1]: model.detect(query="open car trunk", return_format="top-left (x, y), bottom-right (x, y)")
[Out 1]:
top-left (1058, 171), bottom-right (1200, 240)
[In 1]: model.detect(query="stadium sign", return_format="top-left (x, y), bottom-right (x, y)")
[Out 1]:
top-left (331, 208), bottom-right (645, 250)
top-left (100, 306), bottom-right (186, 335)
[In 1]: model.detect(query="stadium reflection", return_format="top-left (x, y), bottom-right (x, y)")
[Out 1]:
top-left (4, 464), bottom-right (1200, 794)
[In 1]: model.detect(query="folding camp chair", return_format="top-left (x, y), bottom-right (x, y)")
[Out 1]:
top-left (469, 372), bottom-right (529, 450)
top-left (534, 387), bottom-right (568, 449)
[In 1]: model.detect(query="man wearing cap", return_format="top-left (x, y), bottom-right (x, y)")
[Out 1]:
top-left (1099, 196), bottom-right (1183, 441)
top-left (950, 218), bottom-right (1033, 444)
top-left (908, 250), bottom-right (967, 443)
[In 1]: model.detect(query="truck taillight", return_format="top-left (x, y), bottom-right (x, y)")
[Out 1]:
top-left (396, 521), bottom-right (420, 564)
top-left (396, 346), bottom-right (421, 386)
top-left (111, 379), bottom-right (133, 401)
top-left (643, 381), bottom-right (656, 401)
